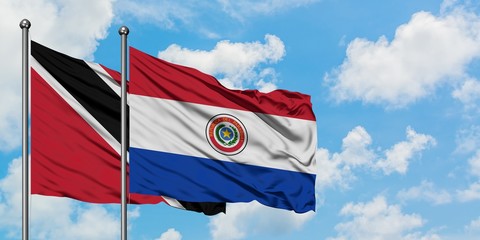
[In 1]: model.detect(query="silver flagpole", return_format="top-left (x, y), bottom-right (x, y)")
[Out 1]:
top-left (20, 19), bottom-right (31, 240)
top-left (119, 25), bottom-right (129, 240)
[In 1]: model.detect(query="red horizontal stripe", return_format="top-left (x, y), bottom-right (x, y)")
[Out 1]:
top-left (129, 47), bottom-right (315, 121)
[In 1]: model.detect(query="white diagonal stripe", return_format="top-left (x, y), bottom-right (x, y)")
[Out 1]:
top-left (31, 58), bottom-right (121, 155)
top-left (162, 196), bottom-right (186, 210)
top-left (86, 62), bottom-right (121, 96)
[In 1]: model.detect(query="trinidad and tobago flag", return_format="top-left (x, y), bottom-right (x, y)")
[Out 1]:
top-left (30, 41), bottom-right (225, 215)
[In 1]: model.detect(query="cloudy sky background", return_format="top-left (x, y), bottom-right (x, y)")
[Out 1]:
top-left (1, 0), bottom-right (480, 239)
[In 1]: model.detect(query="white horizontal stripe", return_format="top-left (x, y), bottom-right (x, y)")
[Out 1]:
top-left (130, 95), bottom-right (317, 174)
top-left (31, 58), bottom-right (121, 155)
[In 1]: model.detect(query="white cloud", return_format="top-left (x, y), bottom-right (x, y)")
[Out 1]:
top-left (435, 216), bottom-right (480, 240)
top-left (2, 0), bottom-right (114, 59)
top-left (155, 228), bottom-right (182, 240)
top-left (456, 149), bottom-right (480, 202)
top-left (403, 232), bottom-right (442, 240)
top-left (115, 0), bottom-right (194, 29)
top-left (452, 78), bottom-right (480, 111)
top-left (468, 150), bottom-right (480, 177)
top-left (0, 0), bottom-right (114, 151)
top-left (455, 125), bottom-right (480, 154)
top-left (339, 126), bottom-right (376, 167)
top-left (328, 196), bottom-right (431, 240)
top-left (0, 157), bottom-right (23, 230)
top-left (326, 8), bottom-right (480, 108)
top-left (315, 126), bottom-right (375, 190)
top-left (209, 201), bottom-right (314, 240)
top-left (218, 0), bottom-right (319, 21)
top-left (127, 206), bottom-right (140, 219)
top-left (116, 0), bottom-right (319, 33)
top-left (465, 217), bottom-right (480, 233)
top-left (316, 126), bottom-right (435, 190)
top-left (315, 148), bottom-right (353, 191)
top-left (440, 0), bottom-right (459, 13)
top-left (457, 182), bottom-right (480, 202)
top-left (0, 158), bottom-right (120, 239)
top-left (38, 203), bottom-right (119, 240)
top-left (158, 34), bottom-right (285, 91)
top-left (116, 1), bottom-right (319, 38)
top-left (375, 127), bottom-right (436, 175)
top-left (397, 180), bottom-right (452, 205)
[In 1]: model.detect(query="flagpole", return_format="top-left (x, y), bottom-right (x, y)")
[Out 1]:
top-left (20, 18), bottom-right (31, 240)
top-left (119, 25), bottom-right (129, 240)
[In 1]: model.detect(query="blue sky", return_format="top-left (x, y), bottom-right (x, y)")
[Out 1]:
top-left (1, 0), bottom-right (480, 239)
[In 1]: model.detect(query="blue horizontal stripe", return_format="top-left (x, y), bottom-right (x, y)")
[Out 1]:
top-left (130, 147), bottom-right (316, 213)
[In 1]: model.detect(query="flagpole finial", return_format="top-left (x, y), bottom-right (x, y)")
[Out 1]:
top-left (119, 26), bottom-right (129, 36)
top-left (19, 19), bottom-right (31, 29)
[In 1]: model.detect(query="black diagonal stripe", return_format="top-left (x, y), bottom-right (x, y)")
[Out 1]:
top-left (32, 41), bottom-right (121, 143)
top-left (178, 200), bottom-right (226, 215)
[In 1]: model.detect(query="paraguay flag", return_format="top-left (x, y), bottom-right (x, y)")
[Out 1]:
top-left (129, 47), bottom-right (317, 213)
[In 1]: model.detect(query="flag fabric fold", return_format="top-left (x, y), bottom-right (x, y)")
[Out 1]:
top-left (129, 47), bottom-right (317, 213)
top-left (31, 41), bottom-right (225, 215)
